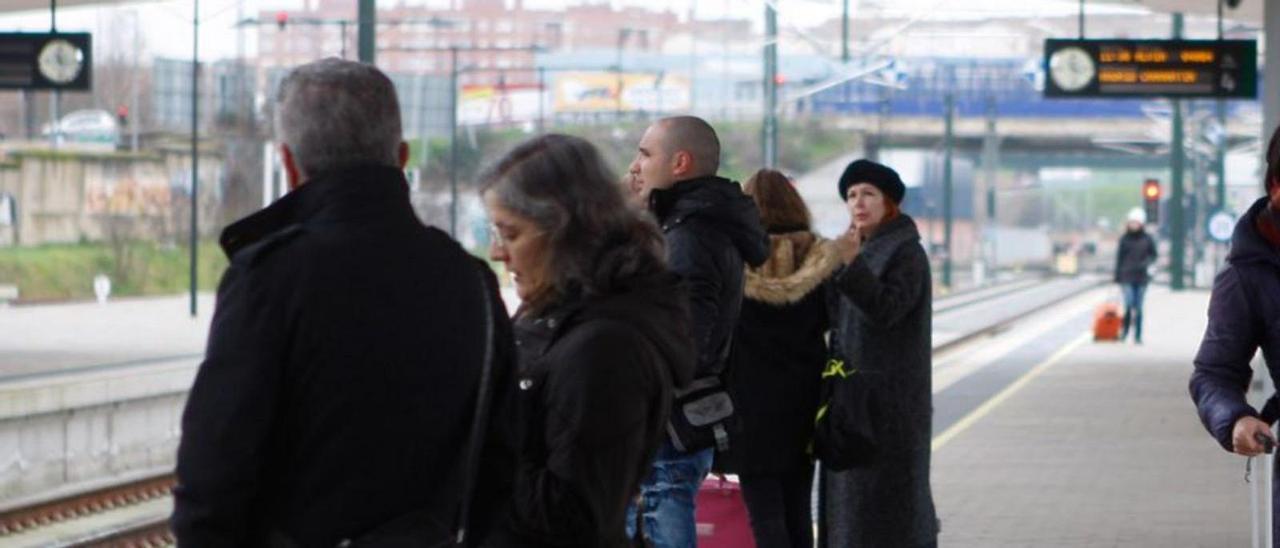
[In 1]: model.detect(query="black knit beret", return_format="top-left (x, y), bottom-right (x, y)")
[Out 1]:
top-left (837, 159), bottom-right (906, 204)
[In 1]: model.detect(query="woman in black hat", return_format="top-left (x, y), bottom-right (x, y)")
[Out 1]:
top-left (820, 159), bottom-right (939, 548)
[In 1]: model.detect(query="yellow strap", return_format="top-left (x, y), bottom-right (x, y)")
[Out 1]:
top-left (822, 357), bottom-right (851, 379)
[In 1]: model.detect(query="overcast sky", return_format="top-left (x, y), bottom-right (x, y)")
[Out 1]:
top-left (0, 0), bottom-right (1161, 62)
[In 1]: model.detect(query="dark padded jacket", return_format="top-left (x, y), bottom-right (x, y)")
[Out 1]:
top-left (490, 274), bottom-right (696, 547)
top-left (1115, 229), bottom-right (1158, 284)
top-left (649, 175), bottom-right (769, 379)
top-left (171, 165), bottom-right (518, 547)
top-left (1190, 197), bottom-right (1280, 452)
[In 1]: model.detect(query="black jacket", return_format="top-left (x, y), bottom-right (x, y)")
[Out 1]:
top-left (1115, 229), bottom-right (1158, 284)
top-left (490, 274), bottom-right (696, 547)
top-left (721, 232), bottom-right (840, 475)
top-left (1191, 197), bottom-right (1280, 453)
top-left (171, 165), bottom-right (518, 547)
top-left (649, 175), bottom-right (769, 379)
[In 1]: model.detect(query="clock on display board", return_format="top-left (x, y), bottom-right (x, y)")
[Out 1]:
top-left (1048, 46), bottom-right (1095, 92)
top-left (38, 38), bottom-right (85, 85)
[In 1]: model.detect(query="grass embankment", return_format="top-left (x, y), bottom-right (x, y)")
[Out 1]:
top-left (0, 241), bottom-right (228, 302)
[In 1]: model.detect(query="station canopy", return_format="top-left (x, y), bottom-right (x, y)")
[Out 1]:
top-left (1096, 0), bottom-right (1261, 21)
top-left (0, 0), bottom-right (1266, 20)
top-left (0, 1), bottom-right (151, 15)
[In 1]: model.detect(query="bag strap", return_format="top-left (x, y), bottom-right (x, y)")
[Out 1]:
top-left (449, 260), bottom-right (499, 546)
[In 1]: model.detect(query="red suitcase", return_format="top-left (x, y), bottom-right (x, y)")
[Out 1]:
top-left (694, 475), bottom-right (757, 548)
top-left (1093, 302), bottom-right (1123, 341)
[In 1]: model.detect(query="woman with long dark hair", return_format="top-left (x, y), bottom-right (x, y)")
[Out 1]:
top-left (479, 134), bottom-right (695, 547)
top-left (721, 168), bottom-right (841, 548)
top-left (822, 159), bottom-right (938, 548)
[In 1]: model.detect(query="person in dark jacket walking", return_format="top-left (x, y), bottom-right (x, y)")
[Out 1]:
top-left (1114, 207), bottom-right (1158, 343)
top-left (170, 59), bottom-right (518, 547)
top-left (821, 159), bottom-right (938, 548)
top-left (479, 134), bottom-right (696, 547)
top-left (626, 115), bottom-right (769, 547)
top-left (1190, 125), bottom-right (1280, 535)
top-left (721, 169), bottom-right (841, 548)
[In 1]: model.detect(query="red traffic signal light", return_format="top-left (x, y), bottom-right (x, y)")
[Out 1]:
top-left (275, 11), bottom-right (289, 30)
top-left (1142, 179), bottom-right (1161, 225)
top-left (1142, 179), bottom-right (1161, 201)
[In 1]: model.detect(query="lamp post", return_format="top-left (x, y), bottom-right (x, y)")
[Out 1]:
top-left (450, 46), bottom-right (459, 238)
top-left (841, 0), bottom-right (850, 63)
top-left (942, 92), bottom-right (954, 289)
top-left (358, 0), bottom-right (375, 64)
top-left (190, 0), bottom-right (199, 317)
top-left (1170, 12), bottom-right (1187, 290)
top-left (763, 1), bottom-right (778, 168)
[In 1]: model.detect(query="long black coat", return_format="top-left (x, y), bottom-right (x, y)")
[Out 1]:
top-left (171, 166), bottom-right (518, 547)
top-left (488, 274), bottom-right (696, 547)
top-left (650, 175), bottom-right (769, 379)
top-left (1115, 229), bottom-right (1158, 284)
top-left (721, 232), bottom-right (840, 475)
top-left (1191, 197), bottom-right (1280, 450)
top-left (821, 214), bottom-right (938, 548)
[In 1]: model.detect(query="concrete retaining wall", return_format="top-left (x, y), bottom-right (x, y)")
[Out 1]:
top-left (0, 359), bottom-right (196, 504)
top-left (0, 146), bottom-right (224, 247)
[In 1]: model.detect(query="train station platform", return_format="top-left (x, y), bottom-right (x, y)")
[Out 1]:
top-left (932, 287), bottom-right (1248, 547)
top-left (0, 280), bottom-right (1257, 545)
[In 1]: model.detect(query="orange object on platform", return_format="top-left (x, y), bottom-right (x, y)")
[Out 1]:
top-left (1093, 302), bottom-right (1123, 341)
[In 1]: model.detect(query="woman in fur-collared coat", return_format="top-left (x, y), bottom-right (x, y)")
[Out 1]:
top-left (721, 168), bottom-right (842, 548)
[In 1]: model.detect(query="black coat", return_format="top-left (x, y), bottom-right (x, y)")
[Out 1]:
top-left (1191, 197), bottom-right (1280, 453)
top-left (1115, 229), bottom-right (1158, 284)
top-left (721, 232), bottom-right (841, 475)
top-left (490, 274), bottom-right (696, 547)
top-left (171, 166), bottom-right (518, 547)
top-left (650, 175), bottom-right (769, 379)
top-left (821, 214), bottom-right (938, 548)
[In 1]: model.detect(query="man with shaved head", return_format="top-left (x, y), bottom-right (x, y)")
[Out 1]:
top-left (627, 116), bottom-right (768, 547)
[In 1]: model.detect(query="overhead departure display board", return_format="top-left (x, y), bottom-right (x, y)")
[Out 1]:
top-left (0, 33), bottom-right (92, 91)
top-left (1043, 39), bottom-right (1256, 99)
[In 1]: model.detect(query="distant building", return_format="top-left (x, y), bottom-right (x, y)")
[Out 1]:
top-left (256, 0), bottom-right (689, 87)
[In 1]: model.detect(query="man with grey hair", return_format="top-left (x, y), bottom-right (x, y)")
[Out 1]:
top-left (171, 58), bottom-right (516, 547)
top-left (627, 115), bottom-right (768, 547)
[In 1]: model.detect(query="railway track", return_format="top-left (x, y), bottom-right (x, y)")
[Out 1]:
top-left (931, 275), bottom-right (1104, 353)
top-left (0, 474), bottom-right (174, 547)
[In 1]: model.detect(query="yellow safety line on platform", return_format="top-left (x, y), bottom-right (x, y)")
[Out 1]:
top-left (931, 331), bottom-right (1091, 452)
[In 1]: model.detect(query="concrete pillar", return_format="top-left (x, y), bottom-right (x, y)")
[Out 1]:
top-left (1266, 2), bottom-right (1280, 140)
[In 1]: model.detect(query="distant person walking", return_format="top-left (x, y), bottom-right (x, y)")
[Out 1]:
top-left (171, 58), bottom-right (517, 546)
top-left (626, 116), bottom-right (769, 547)
top-left (479, 134), bottom-right (696, 547)
top-left (720, 169), bottom-right (841, 548)
top-left (822, 159), bottom-right (938, 548)
top-left (1114, 207), bottom-right (1158, 344)
top-left (1190, 124), bottom-right (1280, 536)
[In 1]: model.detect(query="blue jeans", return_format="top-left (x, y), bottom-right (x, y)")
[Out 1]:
top-left (626, 441), bottom-right (714, 548)
top-left (1121, 282), bottom-right (1147, 342)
